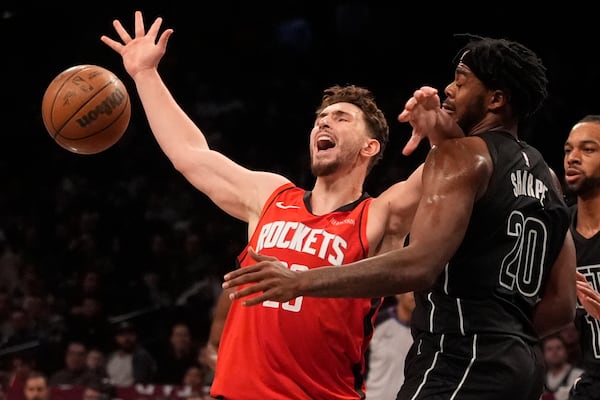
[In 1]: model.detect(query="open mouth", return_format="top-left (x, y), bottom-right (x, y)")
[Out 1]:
top-left (317, 137), bottom-right (335, 151)
top-left (441, 102), bottom-right (454, 113)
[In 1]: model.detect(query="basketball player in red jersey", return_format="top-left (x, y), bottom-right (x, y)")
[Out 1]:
top-left (100, 11), bottom-right (460, 399)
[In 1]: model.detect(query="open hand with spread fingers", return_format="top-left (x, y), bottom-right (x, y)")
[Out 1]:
top-left (100, 10), bottom-right (174, 79)
top-left (398, 86), bottom-right (463, 155)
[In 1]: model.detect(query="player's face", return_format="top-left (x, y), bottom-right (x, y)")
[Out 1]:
top-left (309, 102), bottom-right (370, 177)
top-left (564, 121), bottom-right (600, 197)
top-left (442, 64), bottom-right (490, 135)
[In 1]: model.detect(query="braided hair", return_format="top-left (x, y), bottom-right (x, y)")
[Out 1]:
top-left (453, 34), bottom-right (548, 122)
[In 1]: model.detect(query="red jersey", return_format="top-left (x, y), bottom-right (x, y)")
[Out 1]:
top-left (211, 183), bottom-right (383, 400)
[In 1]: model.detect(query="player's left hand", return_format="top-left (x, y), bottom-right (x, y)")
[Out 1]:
top-left (576, 271), bottom-right (600, 320)
top-left (398, 86), bottom-right (463, 155)
top-left (223, 247), bottom-right (300, 306)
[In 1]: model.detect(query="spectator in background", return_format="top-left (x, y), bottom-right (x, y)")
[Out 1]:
top-left (49, 341), bottom-right (101, 387)
top-left (181, 364), bottom-right (210, 399)
top-left (0, 292), bottom-right (14, 345)
top-left (541, 334), bottom-right (584, 400)
top-left (0, 230), bottom-right (21, 297)
top-left (558, 321), bottom-right (583, 369)
top-left (85, 348), bottom-right (108, 382)
top-left (64, 295), bottom-right (112, 353)
top-left (129, 268), bottom-right (172, 311)
top-left (365, 291), bottom-right (415, 400)
top-left (22, 371), bottom-right (49, 400)
top-left (81, 381), bottom-right (113, 400)
top-left (63, 270), bottom-right (108, 315)
top-left (2, 352), bottom-right (37, 400)
top-left (20, 294), bottom-right (65, 374)
top-left (12, 264), bottom-right (48, 307)
top-left (153, 321), bottom-right (199, 385)
top-left (105, 321), bottom-right (156, 387)
top-left (2, 308), bottom-right (39, 350)
top-left (22, 294), bottom-right (65, 349)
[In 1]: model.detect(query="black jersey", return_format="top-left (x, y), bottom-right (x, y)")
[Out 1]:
top-left (411, 131), bottom-right (570, 343)
top-left (570, 206), bottom-right (600, 375)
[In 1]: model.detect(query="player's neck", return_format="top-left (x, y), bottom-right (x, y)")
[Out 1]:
top-left (311, 176), bottom-right (364, 215)
top-left (576, 195), bottom-right (600, 238)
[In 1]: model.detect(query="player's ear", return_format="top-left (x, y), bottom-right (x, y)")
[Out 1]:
top-left (361, 138), bottom-right (380, 157)
top-left (488, 89), bottom-right (506, 112)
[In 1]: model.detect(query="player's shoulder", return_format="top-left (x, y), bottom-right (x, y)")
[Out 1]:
top-left (427, 136), bottom-right (492, 177)
top-left (430, 135), bottom-right (489, 160)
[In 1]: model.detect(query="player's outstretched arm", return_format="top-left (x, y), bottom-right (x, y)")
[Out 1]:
top-left (101, 11), bottom-right (288, 224)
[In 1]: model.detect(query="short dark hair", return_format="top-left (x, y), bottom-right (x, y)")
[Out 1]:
top-left (25, 370), bottom-right (47, 384)
top-left (541, 332), bottom-right (567, 349)
top-left (453, 34), bottom-right (548, 121)
top-left (316, 85), bottom-right (389, 172)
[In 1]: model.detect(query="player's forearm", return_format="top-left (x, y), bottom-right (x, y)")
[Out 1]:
top-left (298, 248), bottom-right (438, 298)
top-left (532, 298), bottom-right (575, 338)
top-left (133, 69), bottom-right (209, 154)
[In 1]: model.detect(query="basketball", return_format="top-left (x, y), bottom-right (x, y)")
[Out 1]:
top-left (41, 64), bottom-right (131, 155)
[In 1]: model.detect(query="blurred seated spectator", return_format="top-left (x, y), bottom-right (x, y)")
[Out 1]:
top-left (1, 351), bottom-right (37, 400)
top-left (559, 321), bottom-right (583, 369)
top-left (181, 364), bottom-right (210, 400)
top-left (49, 341), bottom-right (102, 388)
top-left (22, 294), bottom-right (65, 343)
top-left (22, 370), bottom-right (49, 400)
top-left (105, 321), bottom-right (156, 387)
top-left (85, 347), bottom-right (108, 382)
top-left (153, 321), bottom-right (198, 385)
top-left (0, 291), bottom-right (14, 345)
top-left (128, 268), bottom-right (172, 311)
top-left (0, 230), bottom-right (21, 297)
top-left (81, 380), bottom-right (114, 400)
top-left (541, 333), bottom-right (584, 400)
top-left (2, 308), bottom-right (39, 349)
top-left (64, 295), bottom-right (112, 353)
top-left (62, 270), bottom-right (113, 318)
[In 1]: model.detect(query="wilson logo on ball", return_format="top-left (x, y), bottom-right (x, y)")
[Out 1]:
top-left (76, 87), bottom-right (128, 127)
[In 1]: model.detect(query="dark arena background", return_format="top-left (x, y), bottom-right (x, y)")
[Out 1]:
top-left (0, 1), bottom-right (598, 397)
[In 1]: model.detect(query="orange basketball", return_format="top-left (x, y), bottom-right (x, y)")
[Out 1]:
top-left (41, 64), bottom-right (131, 155)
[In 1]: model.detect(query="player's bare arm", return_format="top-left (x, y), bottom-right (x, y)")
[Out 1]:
top-left (532, 231), bottom-right (577, 337)
top-left (101, 11), bottom-right (289, 224)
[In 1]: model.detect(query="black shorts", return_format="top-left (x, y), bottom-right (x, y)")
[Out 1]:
top-left (569, 372), bottom-right (600, 400)
top-left (397, 331), bottom-right (544, 400)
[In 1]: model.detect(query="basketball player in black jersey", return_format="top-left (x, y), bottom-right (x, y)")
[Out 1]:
top-left (563, 115), bottom-right (600, 400)
top-left (224, 35), bottom-right (578, 399)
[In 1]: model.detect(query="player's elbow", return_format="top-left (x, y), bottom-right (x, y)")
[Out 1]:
top-left (534, 297), bottom-right (577, 338)
top-left (410, 261), bottom-right (446, 291)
